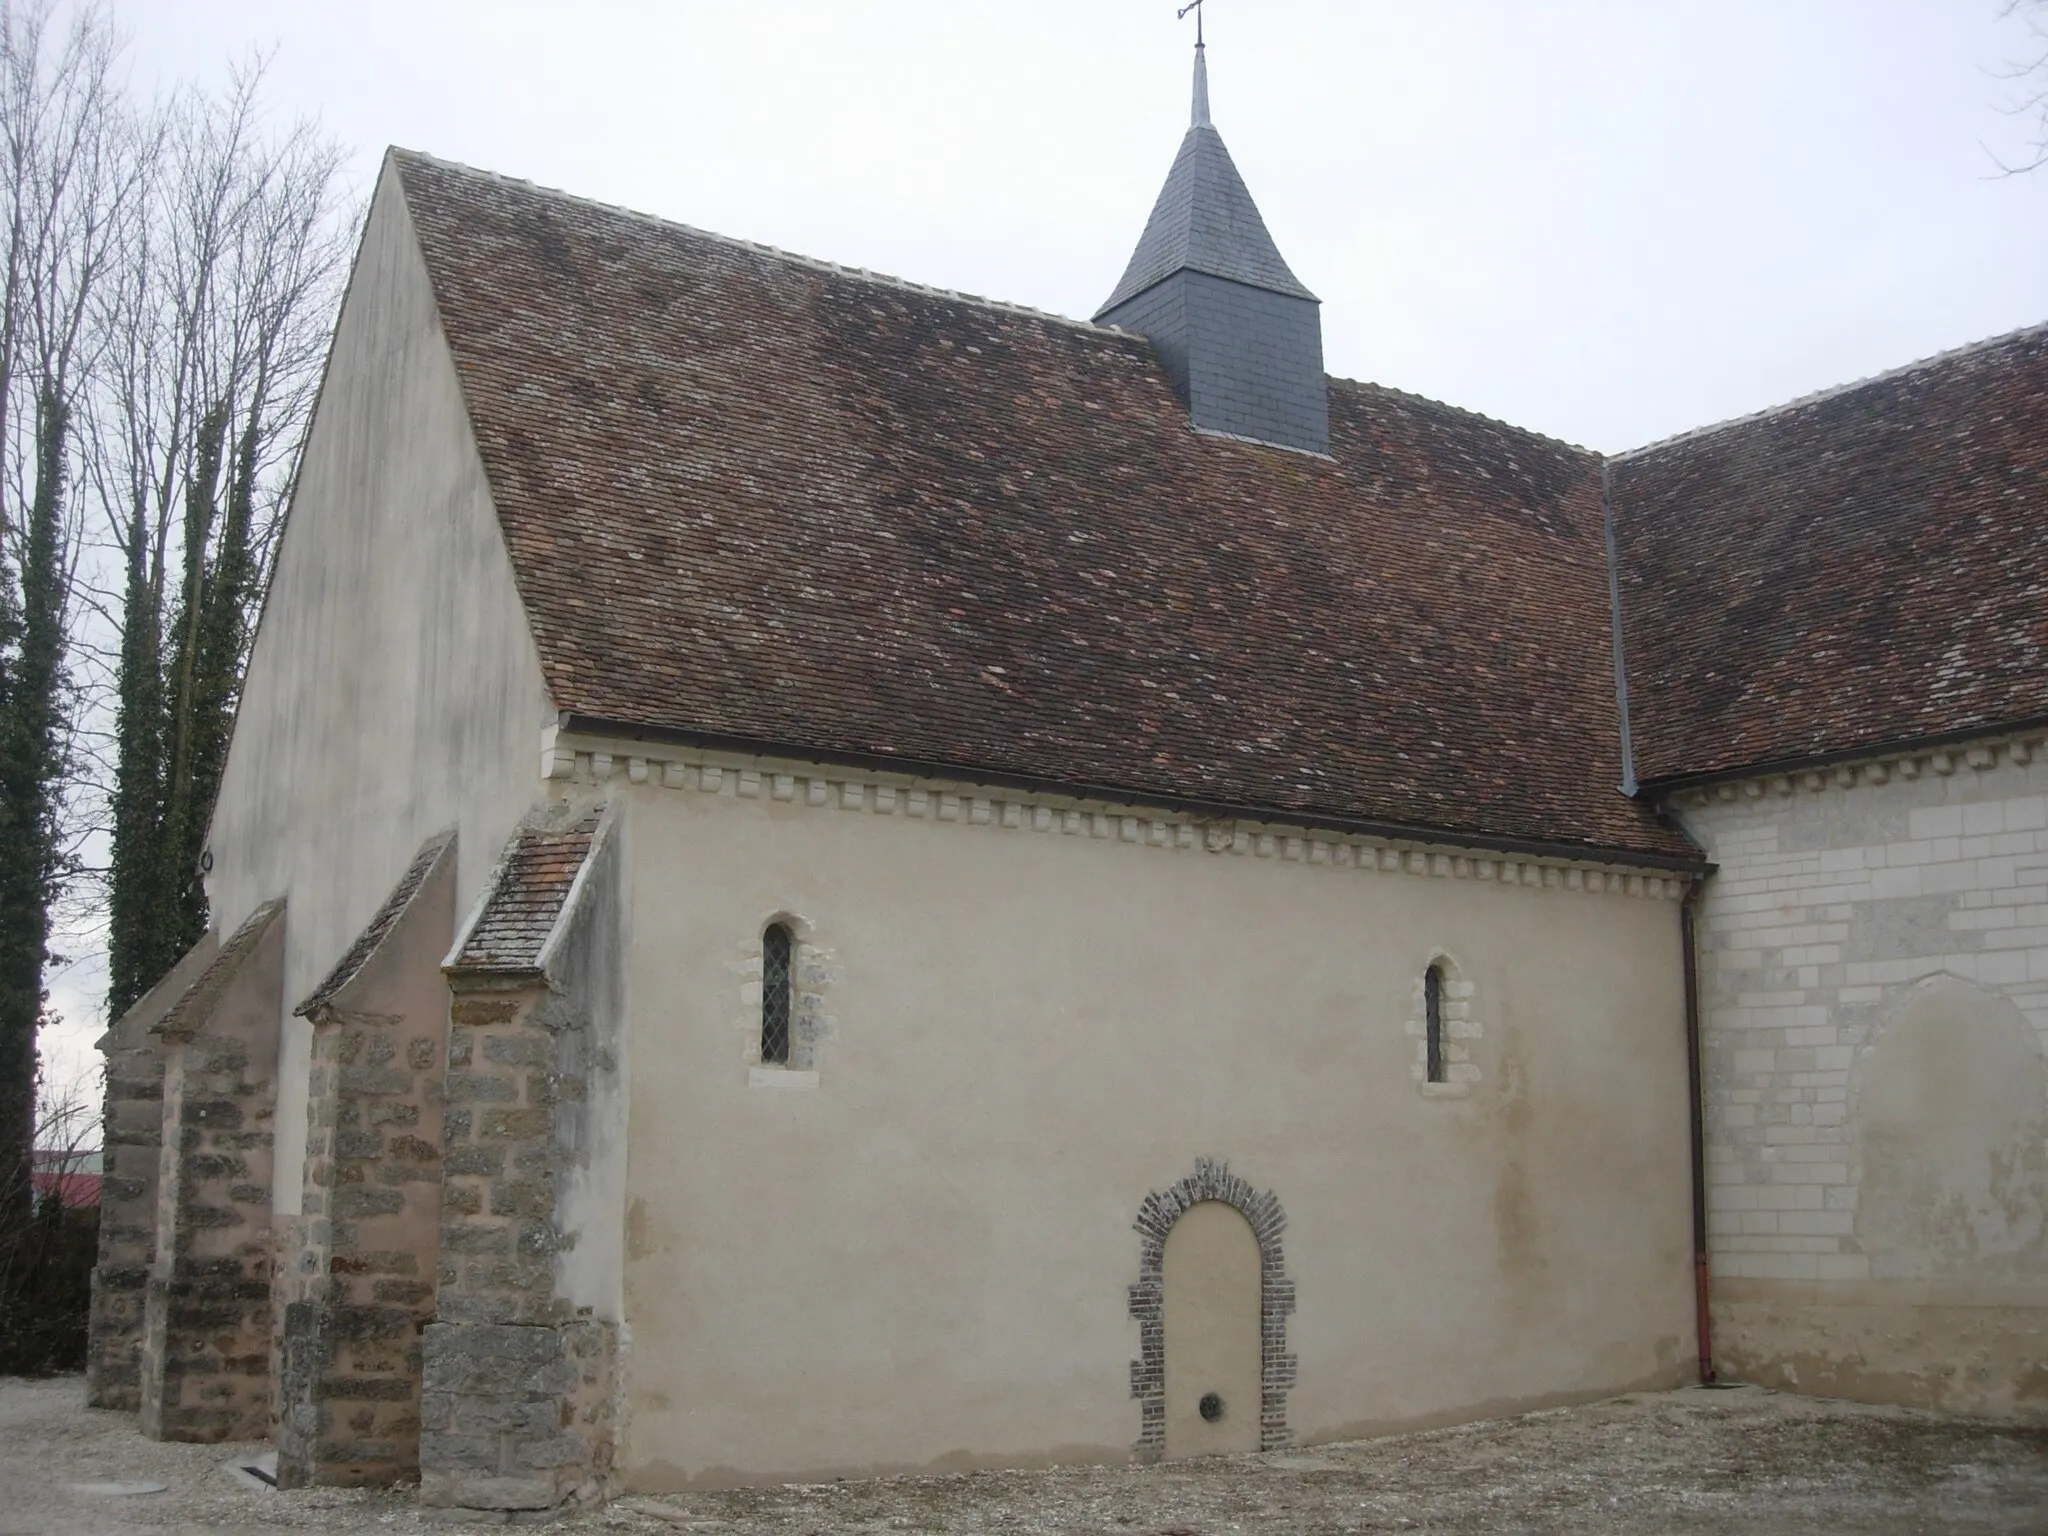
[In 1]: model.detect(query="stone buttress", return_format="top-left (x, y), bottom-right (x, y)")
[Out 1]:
top-left (419, 806), bottom-right (627, 1516)
top-left (86, 934), bottom-right (221, 1409)
top-left (137, 899), bottom-right (286, 1442)
top-left (276, 832), bottom-right (458, 1487)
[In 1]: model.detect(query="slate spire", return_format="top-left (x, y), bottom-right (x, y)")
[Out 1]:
top-left (1097, 37), bottom-right (1329, 455)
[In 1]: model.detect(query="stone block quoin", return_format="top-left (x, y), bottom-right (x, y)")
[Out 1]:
top-left (277, 832), bottom-right (458, 1489)
top-left (136, 899), bottom-right (285, 1444)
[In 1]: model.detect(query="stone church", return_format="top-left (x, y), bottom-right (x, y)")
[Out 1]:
top-left (87, 41), bottom-right (2047, 1516)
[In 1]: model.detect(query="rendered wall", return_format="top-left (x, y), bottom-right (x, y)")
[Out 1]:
top-left (595, 748), bottom-right (1697, 1489)
top-left (204, 158), bottom-right (553, 1220)
top-left (1676, 732), bottom-right (2048, 1416)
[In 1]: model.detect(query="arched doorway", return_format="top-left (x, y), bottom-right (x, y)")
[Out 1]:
top-left (1162, 1200), bottom-right (1262, 1457)
top-left (1129, 1159), bottom-right (1295, 1461)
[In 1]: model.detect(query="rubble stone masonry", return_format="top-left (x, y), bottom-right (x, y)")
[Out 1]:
top-left (137, 901), bottom-right (286, 1442)
top-left (277, 835), bottom-right (457, 1488)
top-left (419, 979), bottom-right (616, 1512)
top-left (419, 810), bottom-right (622, 1514)
top-left (87, 935), bottom-right (219, 1409)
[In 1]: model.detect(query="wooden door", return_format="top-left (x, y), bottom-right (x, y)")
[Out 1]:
top-left (1162, 1200), bottom-right (1261, 1457)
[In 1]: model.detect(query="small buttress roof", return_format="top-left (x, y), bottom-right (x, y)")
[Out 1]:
top-left (448, 813), bottom-right (605, 976)
top-left (1096, 46), bottom-right (1315, 315)
top-left (296, 831), bottom-right (455, 1016)
top-left (389, 150), bottom-right (1692, 864)
top-left (155, 900), bottom-right (284, 1041)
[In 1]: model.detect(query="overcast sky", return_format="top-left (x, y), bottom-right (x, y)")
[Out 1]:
top-left (37, 0), bottom-right (2048, 1096)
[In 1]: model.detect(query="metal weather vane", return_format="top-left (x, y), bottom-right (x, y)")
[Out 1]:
top-left (1178, 0), bottom-right (1204, 47)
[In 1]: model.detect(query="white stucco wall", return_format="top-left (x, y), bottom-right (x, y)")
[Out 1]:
top-left (206, 160), bottom-right (553, 1216)
top-left (547, 812), bottom-right (631, 1324)
top-left (1676, 732), bottom-right (2048, 1415)
top-left (587, 745), bottom-right (1699, 1488)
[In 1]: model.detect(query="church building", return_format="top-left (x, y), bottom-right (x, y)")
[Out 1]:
top-left (87, 38), bottom-right (2048, 1516)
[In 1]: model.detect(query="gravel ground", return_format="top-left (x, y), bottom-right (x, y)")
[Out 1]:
top-left (4, 1375), bottom-right (2046, 1535)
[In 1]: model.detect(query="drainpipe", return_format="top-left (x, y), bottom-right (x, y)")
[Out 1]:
top-left (1680, 878), bottom-right (1716, 1384)
top-left (1605, 457), bottom-right (1713, 1383)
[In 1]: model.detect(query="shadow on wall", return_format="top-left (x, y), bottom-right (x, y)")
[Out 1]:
top-left (1853, 976), bottom-right (2048, 1282)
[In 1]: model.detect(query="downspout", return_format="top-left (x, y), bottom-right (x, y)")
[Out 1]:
top-left (1604, 456), bottom-right (1713, 1382)
top-left (1680, 877), bottom-right (1716, 1384)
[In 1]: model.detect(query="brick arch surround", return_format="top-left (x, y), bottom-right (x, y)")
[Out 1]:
top-left (1129, 1158), bottom-right (1296, 1460)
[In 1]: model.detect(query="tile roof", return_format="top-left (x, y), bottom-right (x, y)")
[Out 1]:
top-left (392, 152), bottom-right (1694, 864)
top-left (1614, 324), bottom-right (2048, 784)
top-left (295, 831), bottom-right (455, 1016)
top-left (450, 814), bottom-right (604, 975)
top-left (156, 900), bottom-right (285, 1041)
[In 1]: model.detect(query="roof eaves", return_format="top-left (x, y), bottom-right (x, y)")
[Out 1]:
top-left (556, 712), bottom-right (1708, 873)
top-left (1639, 710), bottom-right (2048, 798)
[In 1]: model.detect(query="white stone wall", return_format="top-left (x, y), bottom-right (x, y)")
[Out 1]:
top-left (207, 162), bottom-right (554, 1215)
top-left (577, 734), bottom-right (1699, 1486)
top-left (1675, 732), bottom-right (2048, 1415)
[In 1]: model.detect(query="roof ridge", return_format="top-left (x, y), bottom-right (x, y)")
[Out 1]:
top-left (389, 147), bottom-right (1136, 343)
top-left (1612, 316), bottom-right (2048, 462)
top-left (1328, 373), bottom-right (1600, 459)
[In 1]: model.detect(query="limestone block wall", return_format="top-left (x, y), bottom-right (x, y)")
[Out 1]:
top-left (1675, 732), bottom-right (2048, 1415)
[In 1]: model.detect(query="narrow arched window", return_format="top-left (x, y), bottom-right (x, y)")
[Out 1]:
top-left (1424, 963), bottom-right (1446, 1084)
top-left (761, 922), bottom-right (793, 1066)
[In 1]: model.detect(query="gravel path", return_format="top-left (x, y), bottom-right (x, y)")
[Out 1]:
top-left (3, 1375), bottom-right (2045, 1534)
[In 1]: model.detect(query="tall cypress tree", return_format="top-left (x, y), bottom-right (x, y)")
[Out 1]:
top-left (106, 490), bottom-right (167, 1021)
top-left (106, 392), bottom-right (263, 1022)
top-left (0, 385), bottom-right (71, 1220)
top-left (152, 402), bottom-right (227, 972)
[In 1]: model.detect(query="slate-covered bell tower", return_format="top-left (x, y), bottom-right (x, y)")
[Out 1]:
top-left (1097, 36), bottom-right (1328, 455)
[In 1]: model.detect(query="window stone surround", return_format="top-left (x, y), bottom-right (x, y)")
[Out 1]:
top-left (727, 910), bottom-right (841, 1083)
top-left (1410, 953), bottom-right (1482, 1097)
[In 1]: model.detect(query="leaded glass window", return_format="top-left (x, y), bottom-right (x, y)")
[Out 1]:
top-left (761, 922), bottom-right (793, 1065)
top-left (1424, 962), bottom-right (1445, 1083)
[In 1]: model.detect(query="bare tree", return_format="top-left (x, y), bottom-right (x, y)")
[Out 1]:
top-left (89, 62), bottom-right (351, 1019)
top-left (1993, 0), bottom-right (2048, 173)
top-left (0, 0), bottom-right (128, 1238)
